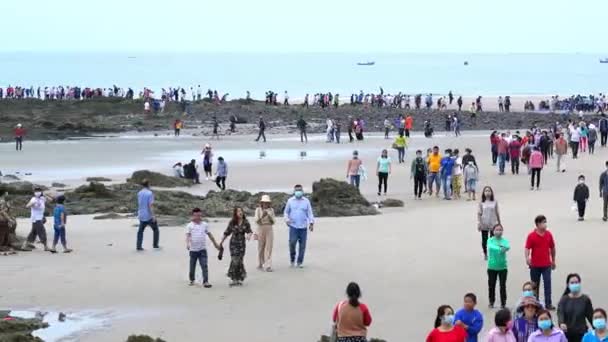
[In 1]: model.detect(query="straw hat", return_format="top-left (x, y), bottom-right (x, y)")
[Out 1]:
top-left (260, 195), bottom-right (271, 203)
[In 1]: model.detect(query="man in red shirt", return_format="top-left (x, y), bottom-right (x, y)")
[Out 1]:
top-left (525, 215), bottom-right (556, 310)
top-left (14, 124), bottom-right (25, 151)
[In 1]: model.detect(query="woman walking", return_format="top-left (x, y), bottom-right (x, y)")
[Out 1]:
top-left (588, 124), bottom-right (598, 154)
top-left (557, 273), bottom-right (594, 342)
top-left (254, 195), bottom-right (275, 272)
top-left (580, 123), bottom-right (589, 153)
top-left (220, 207), bottom-right (253, 286)
top-left (529, 146), bottom-right (545, 191)
top-left (487, 224), bottom-right (510, 309)
top-left (582, 308), bottom-right (608, 342)
top-left (393, 132), bottom-right (407, 163)
top-left (478, 186), bottom-right (501, 260)
top-left (346, 151), bottom-right (363, 189)
top-left (331, 282), bottom-right (372, 342)
top-left (376, 149), bottom-right (392, 196)
top-left (426, 305), bottom-right (467, 342)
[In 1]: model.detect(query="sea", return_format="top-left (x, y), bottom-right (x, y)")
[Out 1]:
top-left (0, 52), bottom-right (606, 98)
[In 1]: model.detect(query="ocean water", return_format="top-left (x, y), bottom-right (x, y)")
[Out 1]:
top-left (0, 53), bottom-right (606, 98)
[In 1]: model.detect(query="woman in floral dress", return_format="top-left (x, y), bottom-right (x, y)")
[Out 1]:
top-left (220, 207), bottom-right (252, 286)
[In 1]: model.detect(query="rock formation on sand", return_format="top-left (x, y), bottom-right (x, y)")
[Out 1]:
top-left (311, 178), bottom-right (378, 217)
top-left (0, 311), bottom-right (48, 342)
top-left (126, 335), bottom-right (167, 342)
top-left (127, 170), bottom-right (192, 188)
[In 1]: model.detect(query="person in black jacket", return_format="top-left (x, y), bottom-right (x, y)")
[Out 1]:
top-left (255, 116), bottom-right (266, 142)
top-left (573, 175), bottom-right (590, 221)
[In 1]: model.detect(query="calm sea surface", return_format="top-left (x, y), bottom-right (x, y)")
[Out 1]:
top-left (0, 53), bottom-right (606, 97)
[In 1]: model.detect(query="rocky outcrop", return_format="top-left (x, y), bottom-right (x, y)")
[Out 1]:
top-left (311, 178), bottom-right (378, 217)
top-left (0, 312), bottom-right (47, 342)
top-left (381, 198), bottom-right (404, 207)
top-left (125, 335), bottom-right (166, 342)
top-left (127, 170), bottom-right (192, 188)
top-left (85, 177), bottom-right (112, 182)
top-left (200, 190), bottom-right (291, 218)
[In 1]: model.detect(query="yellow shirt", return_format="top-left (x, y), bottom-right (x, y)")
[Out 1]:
top-left (394, 136), bottom-right (407, 148)
top-left (427, 153), bottom-right (442, 173)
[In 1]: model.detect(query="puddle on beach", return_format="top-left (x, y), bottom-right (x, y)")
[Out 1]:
top-left (8, 310), bottom-right (112, 342)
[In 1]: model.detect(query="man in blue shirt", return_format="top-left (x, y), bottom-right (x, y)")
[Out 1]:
top-left (136, 180), bottom-right (160, 251)
top-left (440, 149), bottom-right (455, 200)
top-left (283, 184), bottom-right (315, 268)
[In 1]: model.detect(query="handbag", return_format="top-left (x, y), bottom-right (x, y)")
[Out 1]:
top-left (329, 301), bottom-right (346, 342)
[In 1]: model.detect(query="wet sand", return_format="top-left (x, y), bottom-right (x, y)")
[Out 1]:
top-left (3, 132), bottom-right (608, 341)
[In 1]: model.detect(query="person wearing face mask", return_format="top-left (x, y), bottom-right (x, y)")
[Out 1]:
top-left (376, 149), bottom-right (392, 196)
top-left (22, 187), bottom-right (50, 252)
top-left (487, 224), bottom-right (510, 309)
top-left (513, 282), bottom-right (544, 319)
top-left (573, 175), bottom-right (590, 221)
top-left (557, 273), bottom-right (594, 342)
top-left (283, 184), bottom-right (315, 268)
top-left (512, 298), bottom-right (541, 342)
top-left (411, 149), bottom-right (428, 200)
top-left (598, 161), bottom-right (608, 221)
top-left (486, 308), bottom-right (516, 342)
top-left (426, 305), bottom-right (467, 342)
top-left (525, 215), bottom-right (556, 311)
top-left (582, 308), bottom-right (608, 342)
top-left (527, 310), bottom-right (567, 342)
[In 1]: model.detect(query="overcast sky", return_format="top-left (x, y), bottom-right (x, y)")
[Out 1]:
top-left (1, 0), bottom-right (605, 53)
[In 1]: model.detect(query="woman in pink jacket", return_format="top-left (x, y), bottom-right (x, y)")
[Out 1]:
top-left (529, 146), bottom-right (545, 191)
top-left (486, 308), bottom-right (516, 342)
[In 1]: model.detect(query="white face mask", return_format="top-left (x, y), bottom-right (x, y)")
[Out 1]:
top-left (34, 192), bottom-right (42, 198)
top-left (579, 180), bottom-right (585, 184)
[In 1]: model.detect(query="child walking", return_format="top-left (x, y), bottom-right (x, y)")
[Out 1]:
top-left (573, 175), bottom-right (589, 221)
top-left (464, 161), bottom-right (479, 201)
top-left (51, 195), bottom-right (72, 253)
top-left (186, 208), bottom-right (220, 287)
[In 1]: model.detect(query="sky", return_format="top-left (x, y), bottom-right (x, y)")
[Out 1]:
top-left (1, 0), bottom-right (606, 53)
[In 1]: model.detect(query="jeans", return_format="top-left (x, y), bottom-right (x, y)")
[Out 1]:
top-left (137, 220), bottom-right (160, 249)
top-left (498, 153), bottom-right (507, 174)
top-left (488, 269), bottom-right (508, 306)
top-left (601, 131), bottom-right (607, 147)
top-left (384, 127), bottom-right (389, 139)
top-left (428, 172), bottom-right (440, 193)
top-left (530, 266), bottom-right (552, 307)
top-left (531, 168), bottom-right (541, 188)
top-left (570, 141), bottom-right (579, 158)
top-left (589, 140), bottom-right (596, 154)
top-left (15, 137), bottom-right (23, 151)
top-left (289, 226), bottom-right (308, 265)
top-left (491, 145), bottom-right (498, 164)
top-left (350, 175), bottom-right (361, 189)
top-left (414, 174), bottom-right (425, 198)
top-left (397, 147), bottom-right (405, 163)
top-left (377, 172), bottom-right (388, 194)
top-left (511, 157), bottom-right (520, 174)
top-left (300, 130), bottom-right (308, 143)
top-left (53, 226), bottom-right (66, 246)
top-left (577, 200), bottom-right (586, 218)
top-left (189, 249), bottom-right (209, 283)
top-left (441, 175), bottom-right (452, 199)
top-left (256, 130), bottom-right (266, 142)
top-left (215, 176), bottom-right (226, 190)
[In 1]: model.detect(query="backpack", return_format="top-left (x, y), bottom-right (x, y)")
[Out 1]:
top-left (415, 158), bottom-right (425, 174)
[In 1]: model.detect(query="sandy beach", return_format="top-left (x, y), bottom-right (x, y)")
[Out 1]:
top-left (3, 131), bottom-right (608, 341)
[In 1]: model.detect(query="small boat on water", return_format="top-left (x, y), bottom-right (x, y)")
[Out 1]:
top-left (464, 61), bottom-right (469, 66)
top-left (357, 61), bottom-right (375, 66)
top-left (600, 58), bottom-right (608, 64)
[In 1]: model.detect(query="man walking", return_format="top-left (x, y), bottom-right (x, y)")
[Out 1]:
top-left (136, 180), bottom-right (160, 251)
top-left (599, 161), bottom-right (608, 221)
top-left (525, 215), bottom-right (556, 310)
top-left (283, 184), bottom-right (315, 268)
top-left (600, 117), bottom-right (608, 147)
top-left (255, 116), bottom-right (267, 143)
top-left (297, 116), bottom-right (308, 143)
top-left (554, 133), bottom-right (568, 172)
top-left (22, 187), bottom-right (50, 251)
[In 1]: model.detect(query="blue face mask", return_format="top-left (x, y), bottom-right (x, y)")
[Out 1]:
top-left (523, 290), bottom-right (535, 297)
top-left (538, 319), bottom-right (552, 330)
top-left (568, 283), bottom-right (581, 294)
top-left (442, 314), bottom-right (455, 325)
top-left (294, 190), bottom-right (304, 198)
top-left (593, 318), bottom-right (607, 330)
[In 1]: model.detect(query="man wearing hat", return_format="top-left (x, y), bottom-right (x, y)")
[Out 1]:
top-left (14, 123), bottom-right (25, 151)
top-left (254, 195), bottom-right (276, 272)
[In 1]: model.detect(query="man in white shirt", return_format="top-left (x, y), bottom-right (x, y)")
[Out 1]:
top-left (186, 208), bottom-right (220, 287)
top-left (23, 187), bottom-right (50, 251)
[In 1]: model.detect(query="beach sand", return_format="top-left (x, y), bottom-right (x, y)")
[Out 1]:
top-left (3, 132), bottom-right (608, 341)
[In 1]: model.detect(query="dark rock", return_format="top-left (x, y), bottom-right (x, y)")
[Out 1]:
top-left (200, 190), bottom-right (290, 218)
top-left (93, 213), bottom-right (124, 220)
top-left (0, 316), bottom-right (48, 342)
top-left (381, 198), bottom-right (404, 207)
top-left (311, 178), bottom-right (378, 217)
top-left (85, 177), bottom-right (112, 182)
top-left (73, 182), bottom-right (114, 198)
top-left (0, 182), bottom-right (47, 196)
top-left (51, 182), bottom-right (67, 188)
top-left (2, 175), bottom-right (20, 181)
top-left (58, 312), bottom-right (66, 322)
top-left (128, 170), bottom-right (192, 188)
top-left (126, 335), bottom-right (167, 342)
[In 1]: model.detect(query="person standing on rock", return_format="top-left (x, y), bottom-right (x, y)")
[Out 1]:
top-left (284, 184), bottom-right (315, 268)
top-left (254, 195), bottom-right (275, 272)
top-left (22, 187), bottom-right (50, 252)
top-left (255, 116), bottom-right (267, 143)
top-left (136, 180), bottom-right (160, 251)
top-left (14, 123), bottom-right (25, 151)
top-left (220, 207), bottom-right (253, 286)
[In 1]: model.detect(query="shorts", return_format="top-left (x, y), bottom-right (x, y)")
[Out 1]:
top-left (466, 179), bottom-right (477, 192)
top-left (203, 163), bottom-right (212, 173)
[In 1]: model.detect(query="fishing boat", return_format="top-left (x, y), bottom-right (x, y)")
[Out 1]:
top-left (600, 58), bottom-right (608, 64)
top-left (357, 61), bottom-right (375, 66)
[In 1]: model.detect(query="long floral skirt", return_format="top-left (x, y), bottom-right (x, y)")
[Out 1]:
top-left (227, 255), bottom-right (247, 281)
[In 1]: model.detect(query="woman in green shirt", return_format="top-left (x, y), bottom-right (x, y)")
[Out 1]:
top-left (487, 224), bottom-right (510, 309)
top-left (376, 149), bottom-right (392, 196)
